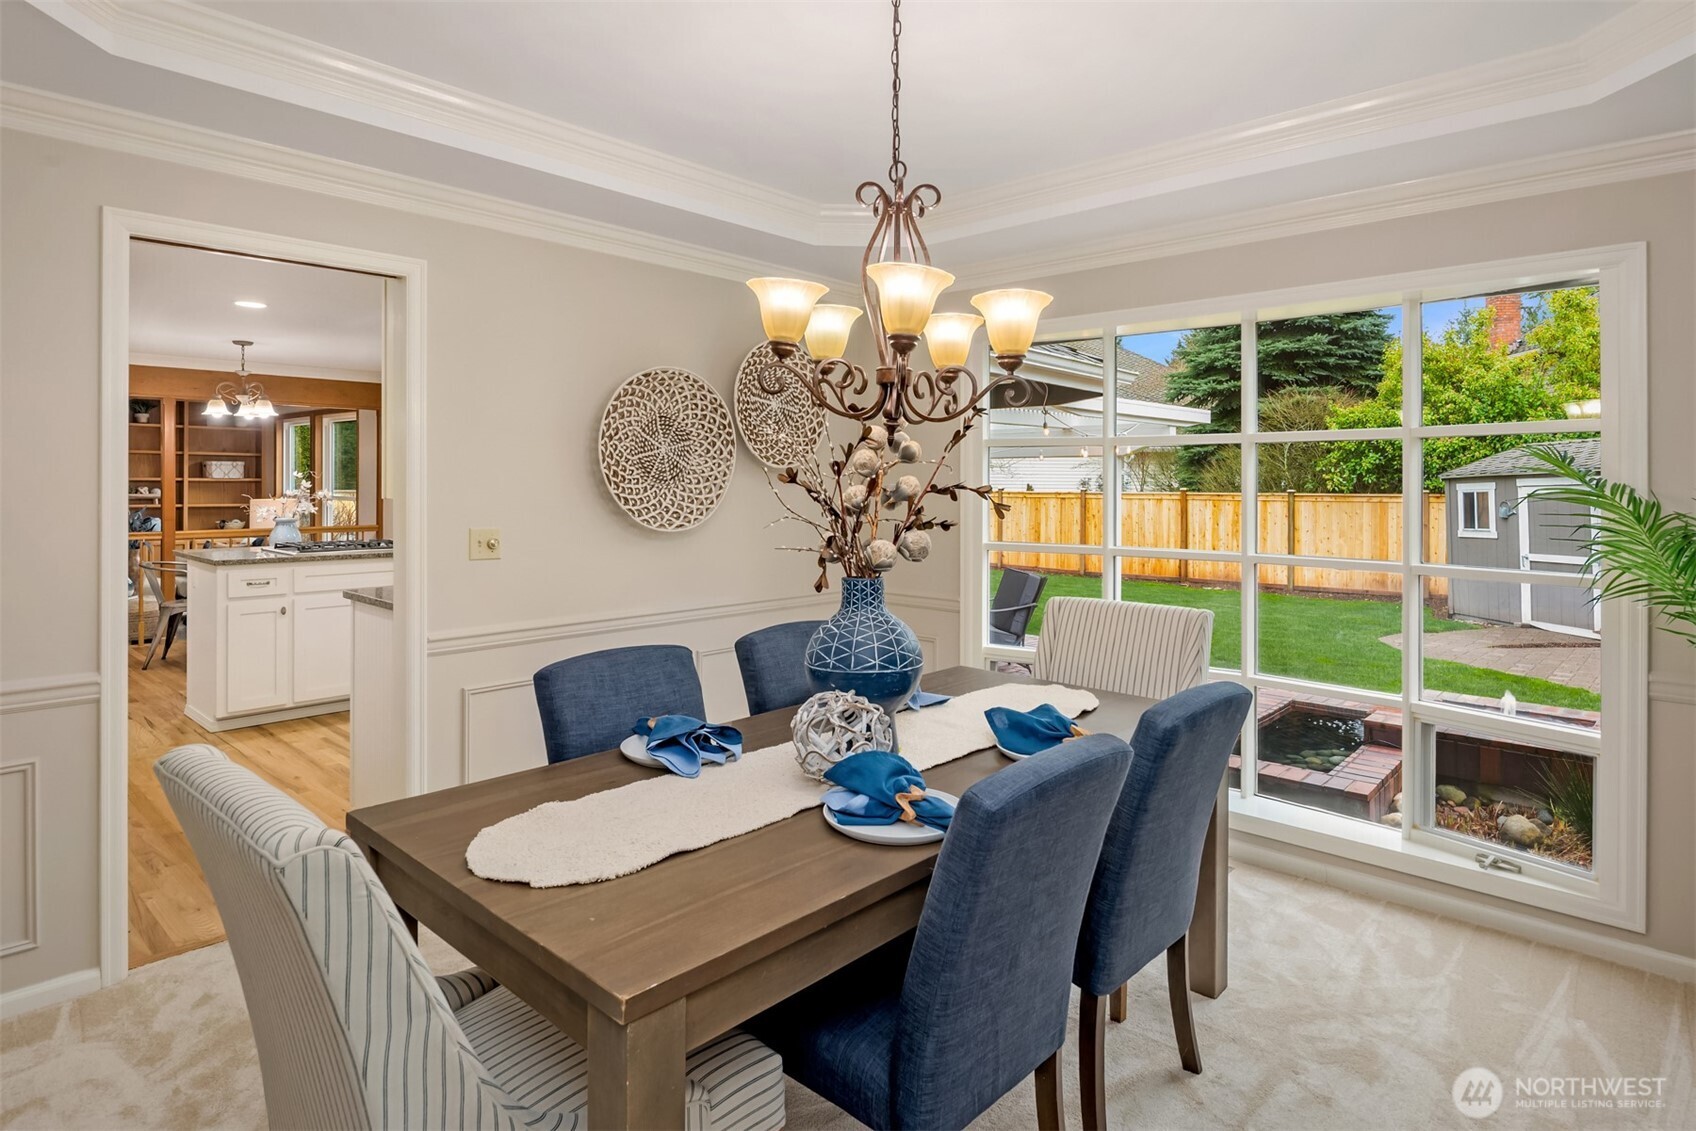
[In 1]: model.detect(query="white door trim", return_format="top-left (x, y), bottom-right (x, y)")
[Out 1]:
top-left (99, 208), bottom-right (428, 987)
top-left (1515, 474), bottom-right (1601, 638)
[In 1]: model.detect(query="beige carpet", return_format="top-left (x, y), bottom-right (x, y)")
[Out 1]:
top-left (3, 864), bottom-right (1691, 1129)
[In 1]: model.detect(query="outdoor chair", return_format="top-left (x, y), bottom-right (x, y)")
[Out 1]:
top-left (989, 567), bottom-right (1047, 646)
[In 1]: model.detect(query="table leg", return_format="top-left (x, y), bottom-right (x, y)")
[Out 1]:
top-left (1187, 778), bottom-right (1228, 999)
top-left (588, 999), bottom-right (686, 1130)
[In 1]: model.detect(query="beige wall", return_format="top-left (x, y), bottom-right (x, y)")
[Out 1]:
top-left (1007, 172), bottom-right (1696, 964)
top-left (0, 128), bottom-right (960, 1004)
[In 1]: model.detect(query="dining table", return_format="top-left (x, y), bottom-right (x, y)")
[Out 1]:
top-left (345, 664), bottom-right (1229, 1130)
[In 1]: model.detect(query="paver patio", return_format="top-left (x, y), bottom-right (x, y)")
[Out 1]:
top-left (1381, 624), bottom-right (1600, 693)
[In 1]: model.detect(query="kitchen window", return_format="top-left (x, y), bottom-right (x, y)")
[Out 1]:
top-left (963, 246), bottom-right (1647, 930)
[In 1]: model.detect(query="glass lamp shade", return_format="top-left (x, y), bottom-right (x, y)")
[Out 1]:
top-left (865, 262), bottom-right (955, 337)
top-left (203, 398), bottom-right (230, 417)
top-left (971, 288), bottom-right (1054, 356)
top-left (251, 397), bottom-right (277, 419)
top-left (921, 312), bottom-right (983, 370)
top-left (234, 400), bottom-right (257, 420)
top-left (803, 304), bottom-right (862, 360)
top-left (747, 277), bottom-right (829, 344)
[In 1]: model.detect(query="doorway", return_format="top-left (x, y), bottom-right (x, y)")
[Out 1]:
top-left (101, 211), bottom-right (427, 985)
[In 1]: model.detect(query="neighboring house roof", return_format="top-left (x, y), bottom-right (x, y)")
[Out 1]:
top-left (1025, 340), bottom-right (1177, 403)
top-left (988, 456), bottom-right (1101, 493)
top-left (1441, 437), bottom-right (1600, 480)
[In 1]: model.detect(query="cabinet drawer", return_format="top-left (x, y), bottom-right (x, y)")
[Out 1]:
top-left (226, 570), bottom-right (291, 599)
top-left (294, 565), bottom-right (394, 593)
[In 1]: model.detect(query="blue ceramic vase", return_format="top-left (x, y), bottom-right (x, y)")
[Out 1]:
top-left (804, 576), bottom-right (923, 728)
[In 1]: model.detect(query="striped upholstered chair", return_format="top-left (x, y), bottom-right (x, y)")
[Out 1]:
top-left (1032, 597), bottom-right (1214, 700)
top-left (155, 744), bottom-right (784, 1131)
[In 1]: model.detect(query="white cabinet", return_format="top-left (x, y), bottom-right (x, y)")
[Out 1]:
top-left (223, 597), bottom-right (292, 714)
top-left (291, 592), bottom-right (354, 704)
top-left (185, 556), bottom-right (392, 732)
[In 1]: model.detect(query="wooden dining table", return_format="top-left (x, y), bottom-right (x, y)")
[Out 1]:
top-left (345, 665), bottom-right (1229, 1130)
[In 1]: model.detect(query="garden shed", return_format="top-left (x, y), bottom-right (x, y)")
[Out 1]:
top-left (1440, 438), bottom-right (1600, 636)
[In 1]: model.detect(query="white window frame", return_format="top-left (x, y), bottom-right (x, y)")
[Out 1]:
top-left (321, 411), bottom-right (359, 526)
top-left (1455, 484), bottom-right (1497, 539)
top-left (960, 244), bottom-right (1648, 932)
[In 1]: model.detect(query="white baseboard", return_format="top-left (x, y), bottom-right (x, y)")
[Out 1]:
top-left (1232, 837), bottom-right (1696, 984)
top-left (184, 700), bottom-right (348, 732)
top-left (0, 967), bottom-right (103, 1020)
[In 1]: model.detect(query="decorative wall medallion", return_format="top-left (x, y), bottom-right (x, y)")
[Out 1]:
top-left (734, 342), bottom-right (826, 468)
top-left (599, 367), bottom-right (735, 532)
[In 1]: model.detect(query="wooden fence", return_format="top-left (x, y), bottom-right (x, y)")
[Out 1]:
top-left (990, 490), bottom-right (1449, 597)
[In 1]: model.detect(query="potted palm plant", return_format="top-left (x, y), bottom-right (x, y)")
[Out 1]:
top-left (1526, 444), bottom-right (1696, 645)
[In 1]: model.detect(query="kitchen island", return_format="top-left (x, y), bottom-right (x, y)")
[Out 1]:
top-left (179, 546), bottom-right (393, 731)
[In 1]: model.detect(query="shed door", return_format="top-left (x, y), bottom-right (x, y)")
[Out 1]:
top-left (1516, 477), bottom-right (1599, 637)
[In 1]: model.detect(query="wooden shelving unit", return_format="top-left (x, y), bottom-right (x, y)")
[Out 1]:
top-left (180, 421), bottom-right (268, 529)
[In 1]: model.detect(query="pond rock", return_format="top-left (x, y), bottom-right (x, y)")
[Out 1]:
top-left (1537, 808), bottom-right (1555, 825)
top-left (1380, 812), bottom-right (1402, 828)
top-left (1500, 814), bottom-right (1544, 847)
top-left (1436, 784), bottom-right (1467, 806)
top-left (1392, 791), bottom-right (1402, 813)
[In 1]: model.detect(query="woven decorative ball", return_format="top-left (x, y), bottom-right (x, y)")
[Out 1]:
top-left (733, 342), bottom-right (826, 469)
top-left (790, 690), bottom-right (896, 781)
top-left (598, 366), bottom-right (735, 531)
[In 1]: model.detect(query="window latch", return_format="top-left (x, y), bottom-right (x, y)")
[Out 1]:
top-left (1475, 852), bottom-right (1522, 874)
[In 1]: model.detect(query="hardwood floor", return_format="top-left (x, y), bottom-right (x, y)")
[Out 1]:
top-left (127, 643), bottom-right (350, 968)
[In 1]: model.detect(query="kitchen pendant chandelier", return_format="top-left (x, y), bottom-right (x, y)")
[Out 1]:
top-left (203, 339), bottom-right (277, 420)
top-left (747, 0), bottom-right (1051, 432)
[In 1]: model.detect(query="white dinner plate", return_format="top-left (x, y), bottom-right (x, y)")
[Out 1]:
top-left (995, 743), bottom-right (1034, 760)
top-left (821, 790), bottom-right (959, 845)
top-left (619, 733), bottom-right (666, 769)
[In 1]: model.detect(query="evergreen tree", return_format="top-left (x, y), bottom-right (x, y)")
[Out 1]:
top-left (1165, 311), bottom-right (1392, 484)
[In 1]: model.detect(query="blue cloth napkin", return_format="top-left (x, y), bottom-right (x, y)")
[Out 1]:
top-left (822, 751), bottom-right (954, 831)
top-left (632, 715), bottom-right (744, 779)
top-left (983, 703), bottom-right (1089, 756)
top-left (903, 689), bottom-right (953, 711)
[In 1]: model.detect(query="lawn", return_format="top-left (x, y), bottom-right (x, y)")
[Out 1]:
top-left (991, 569), bottom-right (1601, 710)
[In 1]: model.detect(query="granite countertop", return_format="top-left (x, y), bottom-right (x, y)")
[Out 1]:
top-left (177, 546), bottom-right (396, 567)
top-left (343, 585), bottom-right (394, 611)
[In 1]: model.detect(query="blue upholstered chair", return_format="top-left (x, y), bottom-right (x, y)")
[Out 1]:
top-left (748, 733), bottom-right (1133, 1130)
top-left (533, 644), bottom-right (705, 763)
top-left (734, 620), bottom-right (825, 715)
top-left (1073, 681), bottom-right (1252, 1128)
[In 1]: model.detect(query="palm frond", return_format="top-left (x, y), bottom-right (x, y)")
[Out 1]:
top-left (1523, 445), bottom-right (1696, 644)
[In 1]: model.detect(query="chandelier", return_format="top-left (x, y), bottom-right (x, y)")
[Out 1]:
top-left (203, 339), bottom-right (277, 419)
top-left (746, 0), bottom-right (1051, 431)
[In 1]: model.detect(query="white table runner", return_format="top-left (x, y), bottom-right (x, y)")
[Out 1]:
top-left (466, 683), bottom-right (1099, 888)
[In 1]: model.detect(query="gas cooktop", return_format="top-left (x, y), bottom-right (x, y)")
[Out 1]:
top-left (266, 539), bottom-right (394, 555)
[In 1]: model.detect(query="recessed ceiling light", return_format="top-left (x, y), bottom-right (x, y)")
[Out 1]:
top-left (234, 300), bottom-right (267, 309)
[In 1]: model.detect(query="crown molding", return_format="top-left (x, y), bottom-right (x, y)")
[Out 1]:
top-left (26, 0), bottom-right (1695, 248)
top-left (0, 84), bottom-right (856, 293)
top-left (128, 353), bottom-right (381, 383)
top-left (949, 130), bottom-right (1696, 288)
top-left (930, 1), bottom-right (1695, 241)
top-left (28, 0), bottom-right (835, 243)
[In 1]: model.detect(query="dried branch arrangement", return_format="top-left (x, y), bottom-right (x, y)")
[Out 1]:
top-left (767, 410), bottom-right (1009, 591)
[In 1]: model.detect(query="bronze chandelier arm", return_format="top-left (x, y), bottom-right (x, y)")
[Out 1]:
top-left (894, 366), bottom-right (1038, 425)
top-left (776, 357), bottom-right (887, 423)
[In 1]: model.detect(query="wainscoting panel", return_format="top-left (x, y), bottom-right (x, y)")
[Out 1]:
top-left (0, 761), bottom-right (39, 957)
top-left (461, 680), bottom-right (547, 783)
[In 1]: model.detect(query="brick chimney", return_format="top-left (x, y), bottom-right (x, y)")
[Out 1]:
top-left (1486, 293), bottom-right (1522, 350)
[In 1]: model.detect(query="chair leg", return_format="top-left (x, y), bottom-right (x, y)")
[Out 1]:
top-left (1035, 1047), bottom-right (1065, 1131)
top-left (161, 612), bottom-right (183, 662)
top-left (1109, 981), bottom-right (1128, 1023)
top-left (1079, 991), bottom-right (1107, 1131)
top-left (1167, 936), bottom-right (1203, 1075)
top-left (141, 617), bottom-right (164, 670)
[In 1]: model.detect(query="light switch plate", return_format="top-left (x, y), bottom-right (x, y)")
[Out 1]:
top-left (469, 528), bottom-right (502, 560)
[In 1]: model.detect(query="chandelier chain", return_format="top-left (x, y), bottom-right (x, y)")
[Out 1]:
top-left (889, 0), bottom-right (905, 186)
